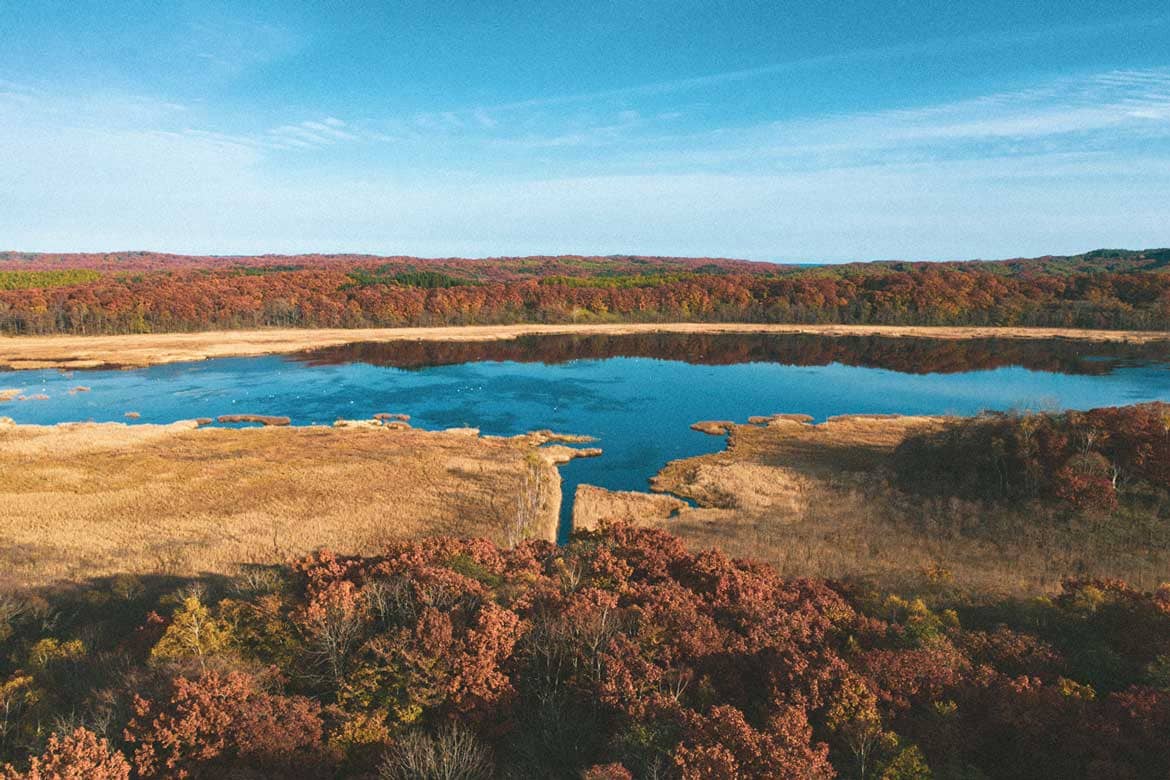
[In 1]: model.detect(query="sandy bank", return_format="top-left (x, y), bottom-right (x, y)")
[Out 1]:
top-left (0, 419), bottom-right (597, 587)
top-left (2, 322), bottom-right (1167, 370)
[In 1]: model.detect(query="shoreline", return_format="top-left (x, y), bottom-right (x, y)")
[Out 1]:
top-left (2, 321), bottom-right (1168, 370)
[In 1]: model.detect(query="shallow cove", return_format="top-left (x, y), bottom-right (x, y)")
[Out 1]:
top-left (3, 332), bottom-right (1170, 541)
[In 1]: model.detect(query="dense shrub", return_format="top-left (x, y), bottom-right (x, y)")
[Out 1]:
top-left (894, 403), bottom-right (1170, 513)
top-left (0, 528), bottom-right (1168, 777)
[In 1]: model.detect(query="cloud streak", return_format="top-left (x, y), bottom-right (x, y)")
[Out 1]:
top-left (558, 67), bottom-right (1170, 177)
top-left (452, 12), bottom-right (1170, 117)
top-left (6, 64), bottom-right (1169, 177)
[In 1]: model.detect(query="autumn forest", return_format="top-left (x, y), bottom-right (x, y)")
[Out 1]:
top-left (1, 249), bottom-right (1168, 335)
top-left (3, 525), bottom-right (1170, 779)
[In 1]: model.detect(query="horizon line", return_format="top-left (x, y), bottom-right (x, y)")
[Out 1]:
top-left (2, 246), bottom-right (1167, 267)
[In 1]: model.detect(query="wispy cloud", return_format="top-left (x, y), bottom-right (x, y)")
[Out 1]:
top-left (472, 109), bottom-right (498, 129)
top-left (0, 79), bottom-right (39, 105)
top-left (8, 63), bottom-right (1168, 176)
top-left (239, 118), bottom-right (373, 150)
top-left (183, 13), bottom-right (304, 76)
top-left (449, 12), bottom-right (1170, 117)
top-left (573, 67), bottom-right (1170, 176)
top-left (864, 70), bottom-right (1170, 140)
top-left (236, 66), bottom-right (1170, 166)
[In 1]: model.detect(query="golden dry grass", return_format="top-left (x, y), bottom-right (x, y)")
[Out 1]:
top-left (573, 484), bottom-right (686, 531)
top-left (576, 414), bottom-right (1170, 597)
top-left (0, 421), bottom-right (592, 587)
top-left (2, 322), bottom-right (1167, 370)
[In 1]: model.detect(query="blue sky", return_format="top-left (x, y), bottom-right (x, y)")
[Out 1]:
top-left (2, 1), bottom-right (1169, 261)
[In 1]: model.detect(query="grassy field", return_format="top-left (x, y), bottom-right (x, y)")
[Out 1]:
top-left (0, 420), bottom-right (595, 587)
top-left (575, 414), bottom-right (1170, 596)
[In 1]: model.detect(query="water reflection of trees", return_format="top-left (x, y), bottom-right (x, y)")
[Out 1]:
top-left (294, 333), bottom-right (1170, 376)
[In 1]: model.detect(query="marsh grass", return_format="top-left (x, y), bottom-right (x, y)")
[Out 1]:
top-left (0, 422), bottom-right (566, 587)
top-left (642, 415), bottom-right (1170, 598)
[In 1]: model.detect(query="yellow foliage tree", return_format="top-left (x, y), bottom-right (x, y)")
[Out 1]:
top-left (150, 596), bottom-right (231, 671)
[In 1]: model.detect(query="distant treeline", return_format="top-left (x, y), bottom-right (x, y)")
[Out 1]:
top-left (2, 526), bottom-right (1170, 778)
top-left (0, 250), bottom-right (1168, 334)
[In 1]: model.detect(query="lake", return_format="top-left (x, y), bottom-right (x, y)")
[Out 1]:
top-left (3, 333), bottom-right (1169, 540)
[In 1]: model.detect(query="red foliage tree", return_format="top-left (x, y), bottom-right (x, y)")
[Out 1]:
top-left (673, 705), bottom-right (834, 779)
top-left (0, 728), bottom-right (129, 780)
top-left (124, 671), bottom-right (325, 779)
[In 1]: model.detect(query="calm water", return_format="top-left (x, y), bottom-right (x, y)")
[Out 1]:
top-left (3, 334), bottom-right (1169, 540)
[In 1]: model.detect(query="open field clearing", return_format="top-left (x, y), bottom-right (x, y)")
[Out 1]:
top-left (0, 419), bottom-right (596, 587)
top-left (575, 413), bottom-right (1170, 596)
top-left (3, 321), bottom-right (1169, 370)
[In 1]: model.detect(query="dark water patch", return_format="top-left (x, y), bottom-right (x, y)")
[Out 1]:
top-left (296, 332), bottom-right (1170, 376)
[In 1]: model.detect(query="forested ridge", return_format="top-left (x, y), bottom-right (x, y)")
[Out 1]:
top-left (2, 525), bottom-right (1170, 779)
top-left (1, 249), bottom-right (1168, 334)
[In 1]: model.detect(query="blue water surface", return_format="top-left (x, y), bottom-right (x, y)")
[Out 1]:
top-left (3, 340), bottom-right (1170, 540)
